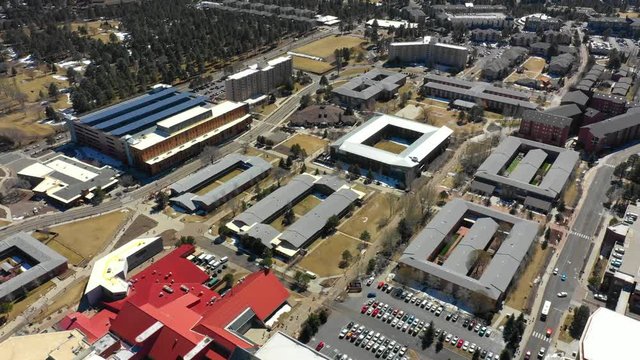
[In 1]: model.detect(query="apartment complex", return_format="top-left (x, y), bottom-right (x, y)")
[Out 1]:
top-left (470, 136), bottom-right (579, 212)
top-left (69, 86), bottom-right (252, 174)
top-left (422, 74), bottom-right (537, 116)
top-left (227, 174), bottom-right (364, 258)
top-left (397, 199), bottom-right (539, 314)
top-left (169, 153), bottom-right (272, 213)
top-left (579, 107), bottom-right (640, 154)
top-left (330, 114), bottom-right (453, 188)
top-left (0, 233), bottom-right (68, 302)
top-left (225, 56), bottom-right (293, 102)
top-left (331, 69), bottom-right (407, 110)
top-left (518, 110), bottom-right (574, 147)
top-left (388, 36), bottom-right (469, 69)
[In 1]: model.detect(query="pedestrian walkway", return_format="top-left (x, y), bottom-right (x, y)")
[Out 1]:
top-left (531, 331), bottom-right (551, 342)
top-left (567, 231), bottom-right (591, 240)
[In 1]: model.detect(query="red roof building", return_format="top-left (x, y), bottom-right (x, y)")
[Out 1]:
top-left (58, 309), bottom-right (117, 343)
top-left (58, 245), bottom-right (290, 360)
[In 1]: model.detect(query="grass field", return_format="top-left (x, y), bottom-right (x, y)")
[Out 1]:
top-left (294, 35), bottom-right (365, 59)
top-left (339, 67), bottom-right (372, 78)
top-left (505, 245), bottom-right (550, 313)
top-left (292, 56), bottom-right (334, 74)
top-left (280, 133), bottom-right (329, 156)
top-left (33, 277), bottom-right (88, 323)
top-left (505, 156), bottom-right (522, 174)
top-left (195, 180), bottom-right (222, 196)
top-left (340, 193), bottom-right (394, 240)
top-left (619, 11), bottom-right (640, 18)
top-left (505, 57), bottom-right (546, 83)
top-left (269, 213), bottom-right (288, 232)
top-left (7, 281), bottom-right (55, 322)
top-left (298, 232), bottom-right (362, 277)
top-left (559, 312), bottom-right (574, 343)
top-left (44, 210), bottom-right (130, 265)
top-left (292, 194), bottom-right (323, 217)
top-left (218, 168), bottom-right (244, 183)
top-left (373, 140), bottom-right (407, 154)
top-left (13, 72), bottom-right (70, 103)
top-left (70, 20), bottom-right (122, 43)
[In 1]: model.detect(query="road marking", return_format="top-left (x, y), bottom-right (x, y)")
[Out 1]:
top-left (569, 231), bottom-right (591, 240)
top-left (531, 331), bottom-right (552, 342)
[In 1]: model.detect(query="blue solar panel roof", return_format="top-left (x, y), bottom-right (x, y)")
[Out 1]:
top-left (109, 96), bottom-right (207, 136)
top-left (80, 87), bottom-right (177, 125)
top-left (94, 92), bottom-right (192, 132)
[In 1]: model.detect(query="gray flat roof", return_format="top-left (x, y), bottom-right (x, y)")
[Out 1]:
top-left (232, 174), bottom-right (344, 228)
top-left (422, 76), bottom-right (536, 109)
top-left (443, 218), bottom-right (498, 275)
top-left (332, 69), bottom-right (407, 101)
top-left (508, 149), bottom-right (547, 183)
top-left (400, 199), bottom-right (539, 300)
top-left (561, 90), bottom-right (589, 106)
top-left (278, 188), bottom-right (360, 248)
top-left (169, 153), bottom-right (271, 211)
top-left (616, 204), bottom-right (640, 284)
top-left (473, 136), bottom-right (579, 200)
top-left (0, 233), bottom-right (67, 300)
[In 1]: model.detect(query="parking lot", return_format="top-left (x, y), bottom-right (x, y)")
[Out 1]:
top-left (313, 280), bottom-right (505, 360)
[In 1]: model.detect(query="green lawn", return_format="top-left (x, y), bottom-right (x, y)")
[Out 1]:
top-left (505, 155), bottom-right (522, 174)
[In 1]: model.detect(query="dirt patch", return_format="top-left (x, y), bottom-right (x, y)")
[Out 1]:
top-left (298, 232), bottom-right (362, 277)
top-left (559, 311), bottom-right (574, 343)
top-left (294, 35), bottom-right (365, 59)
top-left (45, 210), bottom-right (130, 266)
top-left (292, 194), bottom-right (323, 217)
top-left (373, 140), bottom-right (407, 154)
top-left (340, 193), bottom-right (397, 239)
top-left (279, 133), bottom-right (329, 157)
top-left (115, 214), bottom-right (158, 248)
top-left (292, 56), bottom-right (334, 74)
top-left (6, 281), bottom-right (55, 322)
top-left (33, 277), bottom-right (89, 324)
top-left (158, 229), bottom-right (178, 247)
top-left (505, 244), bottom-right (551, 313)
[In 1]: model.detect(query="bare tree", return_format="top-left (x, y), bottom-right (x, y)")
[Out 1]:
top-left (273, 167), bottom-right (288, 186)
top-left (200, 145), bottom-right (220, 164)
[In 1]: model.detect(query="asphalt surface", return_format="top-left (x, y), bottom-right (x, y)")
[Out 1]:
top-left (521, 146), bottom-right (640, 356)
top-left (313, 285), bottom-right (505, 360)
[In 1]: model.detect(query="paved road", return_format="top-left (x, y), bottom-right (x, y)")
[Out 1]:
top-left (0, 79), bottom-right (318, 238)
top-left (520, 144), bottom-right (640, 356)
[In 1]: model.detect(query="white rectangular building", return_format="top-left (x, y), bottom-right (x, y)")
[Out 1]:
top-left (389, 36), bottom-right (469, 69)
top-left (225, 56), bottom-right (293, 102)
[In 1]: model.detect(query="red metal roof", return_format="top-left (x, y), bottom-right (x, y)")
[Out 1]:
top-left (58, 309), bottom-right (116, 343)
top-left (62, 247), bottom-right (288, 360)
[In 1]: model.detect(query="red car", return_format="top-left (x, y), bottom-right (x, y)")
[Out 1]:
top-left (456, 339), bottom-right (464, 348)
top-left (372, 308), bottom-right (379, 317)
top-left (361, 305), bottom-right (368, 314)
top-left (316, 341), bottom-right (325, 351)
top-left (377, 281), bottom-right (385, 289)
top-left (546, 328), bottom-right (553, 337)
top-left (392, 309), bottom-right (399, 316)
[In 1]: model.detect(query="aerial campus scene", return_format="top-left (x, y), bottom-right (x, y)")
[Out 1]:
top-left (0, 0), bottom-right (639, 359)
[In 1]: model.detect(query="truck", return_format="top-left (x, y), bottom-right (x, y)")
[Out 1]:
top-left (540, 300), bottom-right (551, 321)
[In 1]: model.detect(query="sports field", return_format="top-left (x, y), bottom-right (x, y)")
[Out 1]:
top-left (294, 35), bottom-right (365, 59)
top-left (292, 56), bottom-right (334, 74)
top-left (504, 57), bottom-right (546, 83)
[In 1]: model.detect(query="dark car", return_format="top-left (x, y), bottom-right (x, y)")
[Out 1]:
top-left (462, 319), bottom-right (470, 328)
top-left (452, 314), bottom-right (459, 322)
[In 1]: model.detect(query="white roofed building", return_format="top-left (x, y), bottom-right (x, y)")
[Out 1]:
top-left (330, 114), bottom-right (453, 188)
top-left (225, 56), bottom-right (293, 102)
top-left (579, 307), bottom-right (640, 360)
top-left (389, 36), bottom-right (469, 70)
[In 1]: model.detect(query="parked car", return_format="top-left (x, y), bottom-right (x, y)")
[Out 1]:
top-left (316, 341), bottom-right (325, 351)
top-left (557, 291), bottom-right (568, 298)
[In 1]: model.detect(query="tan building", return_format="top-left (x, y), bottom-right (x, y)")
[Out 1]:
top-left (225, 56), bottom-right (293, 102)
top-left (0, 329), bottom-right (92, 360)
top-left (69, 86), bottom-right (252, 175)
top-left (389, 36), bottom-right (469, 69)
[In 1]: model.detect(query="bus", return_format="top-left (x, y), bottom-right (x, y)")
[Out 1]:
top-left (540, 300), bottom-right (551, 321)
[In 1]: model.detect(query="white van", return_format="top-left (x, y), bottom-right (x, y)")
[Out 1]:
top-left (220, 256), bottom-right (229, 264)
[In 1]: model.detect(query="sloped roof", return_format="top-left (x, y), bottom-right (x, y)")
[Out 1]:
top-left (400, 199), bottom-right (539, 300)
top-left (523, 110), bottom-right (573, 128)
top-left (561, 90), bottom-right (589, 106)
top-left (544, 103), bottom-right (583, 118)
top-left (583, 107), bottom-right (640, 138)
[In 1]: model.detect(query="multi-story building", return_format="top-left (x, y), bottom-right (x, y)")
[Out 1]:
top-left (579, 108), bottom-right (640, 154)
top-left (588, 17), bottom-right (632, 35)
top-left (388, 36), bottom-right (469, 69)
top-left (471, 28), bottom-right (502, 42)
top-left (600, 204), bottom-right (640, 315)
top-left (68, 85), bottom-right (252, 174)
top-left (422, 74), bottom-right (537, 117)
top-left (397, 199), bottom-right (539, 314)
top-left (589, 93), bottom-right (627, 115)
top-left (543, 29), bottom-right (572, 45)
top-left (470, 136), bottom-right (579, 212)
top-left (430, 4), bottom-right (507, 16)
top-left (447, 13), bottom-right (513, 29)
top-left (524, 14), bottom-right (563, 31)
top-left (481, 46), bottom-right (528, 81)
top-left (331, 69), bottom-right (407, 110)
top-left (578, 308), bottom-right (640, 360)
top-left (225, 56), bottom-right (293, 102)
top-left (519, 110), bottom-right (574, 147)
top-left (511, 32), bottom-right (538, 47)
top-left (548, 53), bottom-right (576, 75)
top-left (330, 114), bottom-right (453, 188)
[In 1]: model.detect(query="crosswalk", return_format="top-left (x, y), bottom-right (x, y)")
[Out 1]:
top-left (569, 231), bottom-right (591, 240)
top-left (531, 331), bottom-right (551, 342)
